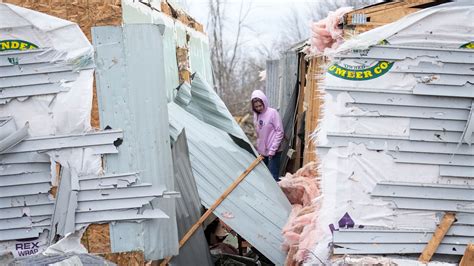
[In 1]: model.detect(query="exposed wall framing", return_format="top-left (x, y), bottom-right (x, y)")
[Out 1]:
top-left (303, 57), bottom-right (325, 165)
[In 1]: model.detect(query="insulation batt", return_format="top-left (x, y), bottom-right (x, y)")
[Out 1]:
top-left (279, 162), bottom-right (321, 264)
top-left (306, 7), bottom-right (353, 56)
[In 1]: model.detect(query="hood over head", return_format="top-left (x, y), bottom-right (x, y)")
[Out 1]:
top-left (251, 90), bottom-right (269, 113)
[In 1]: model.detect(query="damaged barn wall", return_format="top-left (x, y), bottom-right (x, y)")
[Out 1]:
top-left (311, 3), bottom-right (474, 263)
top-left (92, 24), bottom-right (177, 260)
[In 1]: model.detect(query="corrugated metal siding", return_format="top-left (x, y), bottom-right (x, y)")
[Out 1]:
top-left (168, 102), bottom-right (291, 264)
top-left (278, 51), bottom-right (298, 115)
top-left (121, 1), bottom-right (214, 99)
top-left (92, 25), bottom-right (178, 260)
top-left (265, 59), bottom-right (280, 110)
top-left (171, 130), bottom-right (213, 266)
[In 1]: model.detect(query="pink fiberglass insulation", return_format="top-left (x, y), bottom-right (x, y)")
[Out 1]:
top-left (279, 162), bottom-right (321, 265)
top-left (306, 7), bottom-right (353, 56)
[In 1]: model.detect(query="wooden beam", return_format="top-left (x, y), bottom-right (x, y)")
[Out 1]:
top-left (160, 155), bottom-right (264, 266)
top-left (292, 54), bottom-right (308, 172)
top-left (460, 243), bottom-right (474, 266)
top-left (303, 57), bottom-right (325, 165)
top-left (419, 212), bottom-right (456, 263)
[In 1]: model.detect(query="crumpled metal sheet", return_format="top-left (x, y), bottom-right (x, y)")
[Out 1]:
top-left (168, 101), bottom-right (291, 264)
top-left (170, 130), bottom-right (212, 266)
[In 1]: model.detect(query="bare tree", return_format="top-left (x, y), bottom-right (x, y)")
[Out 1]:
top-left (207, 0), bottom-right (264, 116)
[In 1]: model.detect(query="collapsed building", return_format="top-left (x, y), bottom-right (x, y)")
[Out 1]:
top-left (0, 1), bottom-right (291, 265)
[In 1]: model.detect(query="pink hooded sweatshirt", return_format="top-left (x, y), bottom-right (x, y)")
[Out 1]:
top-left (251, 90), bottom-right (284, 156)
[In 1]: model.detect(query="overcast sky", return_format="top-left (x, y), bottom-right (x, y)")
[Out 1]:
top-left (181, 0), bottom-right (328, 57)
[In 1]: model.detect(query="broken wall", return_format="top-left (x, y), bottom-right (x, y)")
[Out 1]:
top-left (2, 0), bottom-right (122, 129)
top-left (311, 3), bottom-right (474, 263)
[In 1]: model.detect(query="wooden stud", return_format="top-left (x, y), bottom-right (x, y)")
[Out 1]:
top-left (160, 155), bottom-right (264, 266)
top-left (419, 212), bottom-right (456, 263)
top-left (303, 57), bottom-right (325, 165)
top-left (460, 243), bottom-right (474, 266)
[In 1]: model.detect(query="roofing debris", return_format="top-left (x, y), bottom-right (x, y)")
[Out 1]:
top-left (306, 2), bottom-right (474, 264)
top-left (168, 73), bottom-right (291, 264)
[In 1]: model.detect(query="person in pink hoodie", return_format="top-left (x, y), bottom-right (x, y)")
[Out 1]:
top-left (251, 90), bottom-right (284, 180)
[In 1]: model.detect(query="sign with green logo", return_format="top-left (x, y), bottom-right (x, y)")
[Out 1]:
top-left (327, 60), bottom-right (393, 81)
top-left (0, 40), bottom-right (38, 51)
top-left (460, 42), bottom-right (474, 49)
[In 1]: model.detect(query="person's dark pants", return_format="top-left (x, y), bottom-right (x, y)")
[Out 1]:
top-left (263, 151), bottom-right (282, 181)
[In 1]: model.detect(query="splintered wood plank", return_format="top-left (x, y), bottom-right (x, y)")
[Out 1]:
top-left (303, 57), bottom-right (325, 165)
top-left (460, 244), bottom-right (474, 266)
top-left (419, 212), bottom-right (456, 263)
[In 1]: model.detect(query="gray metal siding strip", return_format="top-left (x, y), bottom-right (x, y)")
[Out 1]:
top-left (410, 129), bottom-right (464, 143)
top-left (0, 204), bottom-right (53, 220)
top-left (347, 103), bottom-right (469, 120)
top-left (0, 72), bottom-right (78, 88)
top-left (336, 45), bottom-right (474, 64)
top-left (0, 152), bottom-right (52, 164)
top-left (3, 130), bottom-right (122, 154)
top-left (76, 197), bottom-right (156, 212)
top-left (414, 83), bottom-right (474, 98)
top-left (325, 133), bottom-right (474, 155)
top-left (410, 118), bottom-right (467, 132)
top-left (75, 209), bottom-right (169, 224)
top-left (371, 183), bottom-right (474, 201)
top-left (391, 61), bottom-right (474, 75)
top-left (384, 197), bottom-right (474, 213)
top-left (333, 243), bottom-right (466, 255)
top-left (0, 216), bottom-right (51, 230)
top-left (0, 194), bottom-right (52, 209)
top-left (0, 172), bottom-right (50, 186)
top-left (0, 183), bottom-right (52, 198)
top-left (0, 63), bottom-right (74, 78)
top-left (77, 184), bottom-right (164, 201)
top-left (440, 165), bottom-right (474, 178)
top-left (0, 227), bottom-right (48, 241)
top-left (0, 49), bottom-right (59, 67)
top-left (390, 151), bottom-right (474, 167)
top-left (0, 83), bottom-right (69, 101)
top-left (334, 231), bottom-right (472, 244)
top-left (326, 89), bottom-right (472, 109)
